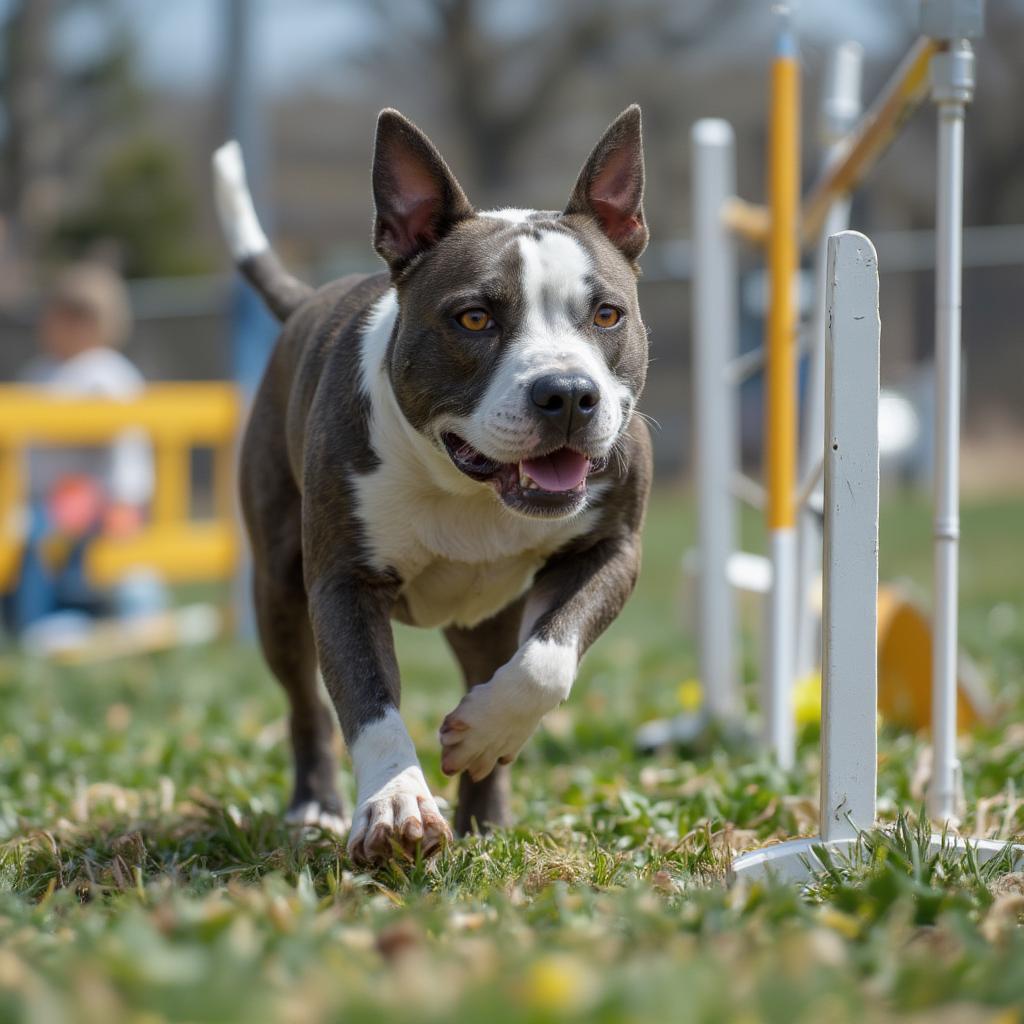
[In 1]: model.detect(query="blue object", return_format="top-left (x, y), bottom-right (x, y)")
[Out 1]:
top-left (231, 278), bottom-right (278, 397)
top-left (4, 503), bottom-right (99, 634)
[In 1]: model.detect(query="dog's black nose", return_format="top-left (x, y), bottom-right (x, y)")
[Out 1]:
top-left (529, 374), bottom-right (601, 434)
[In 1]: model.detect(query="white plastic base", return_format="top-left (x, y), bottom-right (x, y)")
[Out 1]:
top-left (731, 833), bottom-right (1024, 885)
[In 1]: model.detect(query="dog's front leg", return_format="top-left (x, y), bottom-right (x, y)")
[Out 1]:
top-left (439, 534), bottom-right (641, 781)
top-left (306, 575), bottom-right (452, 864)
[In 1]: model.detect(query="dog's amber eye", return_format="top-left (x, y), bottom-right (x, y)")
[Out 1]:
top-left (593, 305), bottom-right (621, 329)
top-left (456, 308), bottom-right (494, 332)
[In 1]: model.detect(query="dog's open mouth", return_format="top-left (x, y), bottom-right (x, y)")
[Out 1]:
top-left (442, 433), bottom-right (604, 516)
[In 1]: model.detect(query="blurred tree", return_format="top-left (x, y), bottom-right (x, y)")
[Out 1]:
top-left (0, 0), bottom-right (60, 260)
top-left (51, 138), bottom-right (204, 278)
top-left (1, 0), bottom-right (206, 279)
top-left (1, 0), bottom-right (139, 257)
top-left (352, 0), bottom-right (743, 199)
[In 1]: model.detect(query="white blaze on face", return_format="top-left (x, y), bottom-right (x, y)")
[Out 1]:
top-left (479, 208), bottom-right (537, 224)
top-left (463, 230), bottom-right (629, 461)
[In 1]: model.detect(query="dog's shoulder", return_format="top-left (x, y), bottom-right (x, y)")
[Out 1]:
top-left (275, 272), bottom-right (390, 472)
top-left (286, 272), bottom-right (391, 398)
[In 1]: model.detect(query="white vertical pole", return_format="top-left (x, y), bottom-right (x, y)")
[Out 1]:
top-left (765, 531), bottom-right (797, 764)
top-left (692, 119), bottom-right (740, 721)
top-left (796, 43), bottom-right (862, 678)
top-left (928, 41), bottom-right (974, 824)
top-left (820, 231), bottom-right (880, 843)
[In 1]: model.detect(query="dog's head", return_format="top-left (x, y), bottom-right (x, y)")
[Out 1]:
top-left (372, 106), bottom-right (648, 519)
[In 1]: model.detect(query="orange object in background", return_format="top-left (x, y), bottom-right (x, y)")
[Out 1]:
top-left (47, 475), bottom-right (105, 536)
top-left (877, 585), bottom-right (993, 733)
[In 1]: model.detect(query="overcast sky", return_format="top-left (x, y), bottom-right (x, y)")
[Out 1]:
top-left (3, 0), bottom-right (1018, 98)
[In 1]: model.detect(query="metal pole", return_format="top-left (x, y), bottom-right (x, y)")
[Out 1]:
top-left (692, 119), bottom-right (740, 722)
top-left (927, 39), bottom-right (975, 824)
top-left (796, 42), bottom-right (862, 678)
top-left (820, 231), bottom-right (880, 843)
top-left (221, 0), bottom-right (276, 637)
top-left (224, 0), bottom-right (276, 392)
top-left (763, 9), bottom-right (801, 768)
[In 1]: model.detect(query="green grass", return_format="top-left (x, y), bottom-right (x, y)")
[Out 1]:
top-left (1, 488), bottom-right (1023, 1023)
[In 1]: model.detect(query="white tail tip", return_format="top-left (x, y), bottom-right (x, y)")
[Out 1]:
top-left (212, 139), bottom-right (269, 262)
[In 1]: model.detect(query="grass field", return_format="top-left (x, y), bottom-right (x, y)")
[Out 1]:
top-left (1, 489), bottom-right (1023, 1023)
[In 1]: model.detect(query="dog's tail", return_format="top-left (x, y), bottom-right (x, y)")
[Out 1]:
top-left (212, 140), bottom-right (313, 322)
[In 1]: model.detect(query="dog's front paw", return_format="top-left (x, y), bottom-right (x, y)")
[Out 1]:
top-left (439, 640), bottom-right (576, 782)
top-left (347, 765), bottom-right (452, 865)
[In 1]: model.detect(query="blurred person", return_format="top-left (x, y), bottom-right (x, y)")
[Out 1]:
top-left (2, 263), bottom-right (157, 640)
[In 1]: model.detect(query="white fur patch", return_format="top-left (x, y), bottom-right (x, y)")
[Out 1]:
top-left (348, 706), bottom-right (423, 807)
top-left (212, 140), bottom-right (269, 261)
top-left (355, 289), bottom-right (600, 628)
top-left (461, 231), bottom-right (630, 463)
top-left (440, 635), bottom-right (579, 780)
top-left (480, 207), bottom-right (536, 224)
top-left (347, 707), bottom-right (449, 858)
top-left (520, 230), bottom-right (593, 311)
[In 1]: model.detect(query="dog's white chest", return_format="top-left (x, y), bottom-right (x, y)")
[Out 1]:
top-left (401, 548), bottom-right (544, 629)
top-left (356, 472), bottom-right (593, 628)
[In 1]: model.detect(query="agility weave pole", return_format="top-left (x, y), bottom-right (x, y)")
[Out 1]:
top-left (761, 8), bottom-right (801, 769)
top-left (688, 41), bottom-right (864, 733)
top-left (691, 118), bottom-right (740, 724)
top-left (690, 24), bottom-right (870, 768)
top-left (795, 42), bottom-right (863, 681)
top-left (927, 24), bottom-right (979, 825)
top-left (730, 230), bottom-right (1023, 883)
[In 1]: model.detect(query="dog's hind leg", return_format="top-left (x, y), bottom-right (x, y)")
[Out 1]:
top-left (443, 598), bottom-right (525, 836)
top-left (251, 503), bottom-right (347, 837)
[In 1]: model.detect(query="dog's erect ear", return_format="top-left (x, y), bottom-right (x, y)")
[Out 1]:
top-left (564, 105), bottom-right (647, 261)
top-left (372, 109), bottom-right (473, 275)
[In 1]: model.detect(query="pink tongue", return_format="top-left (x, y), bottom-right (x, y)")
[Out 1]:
top-left (521, 449), bottom-right (590, 492)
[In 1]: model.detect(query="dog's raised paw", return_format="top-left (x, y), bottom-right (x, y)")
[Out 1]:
top-left (347, 766), bottom-right (452, 865)
top-left (439, 681), bottom-right (543, 782)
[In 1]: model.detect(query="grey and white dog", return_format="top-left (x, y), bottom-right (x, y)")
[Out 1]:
top-left (212, 106), bottom-right (652, 864)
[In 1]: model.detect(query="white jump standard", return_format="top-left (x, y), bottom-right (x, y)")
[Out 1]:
top-left (732, 231), bottom-right (881, 881)
top-left (730, 230), bottom-right (1024, 883)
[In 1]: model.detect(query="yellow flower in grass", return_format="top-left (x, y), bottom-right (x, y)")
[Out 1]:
top-left (676, 678), bottom-right (704, 714)
top-left (519, 954), bottom-right (597, 1014)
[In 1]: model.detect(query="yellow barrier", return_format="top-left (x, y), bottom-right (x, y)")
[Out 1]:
top-left (0, 383), bottom-right (241, 590)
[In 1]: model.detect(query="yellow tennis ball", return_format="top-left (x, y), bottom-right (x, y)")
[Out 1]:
top-left (793, 671), bottom-right (822, 727)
